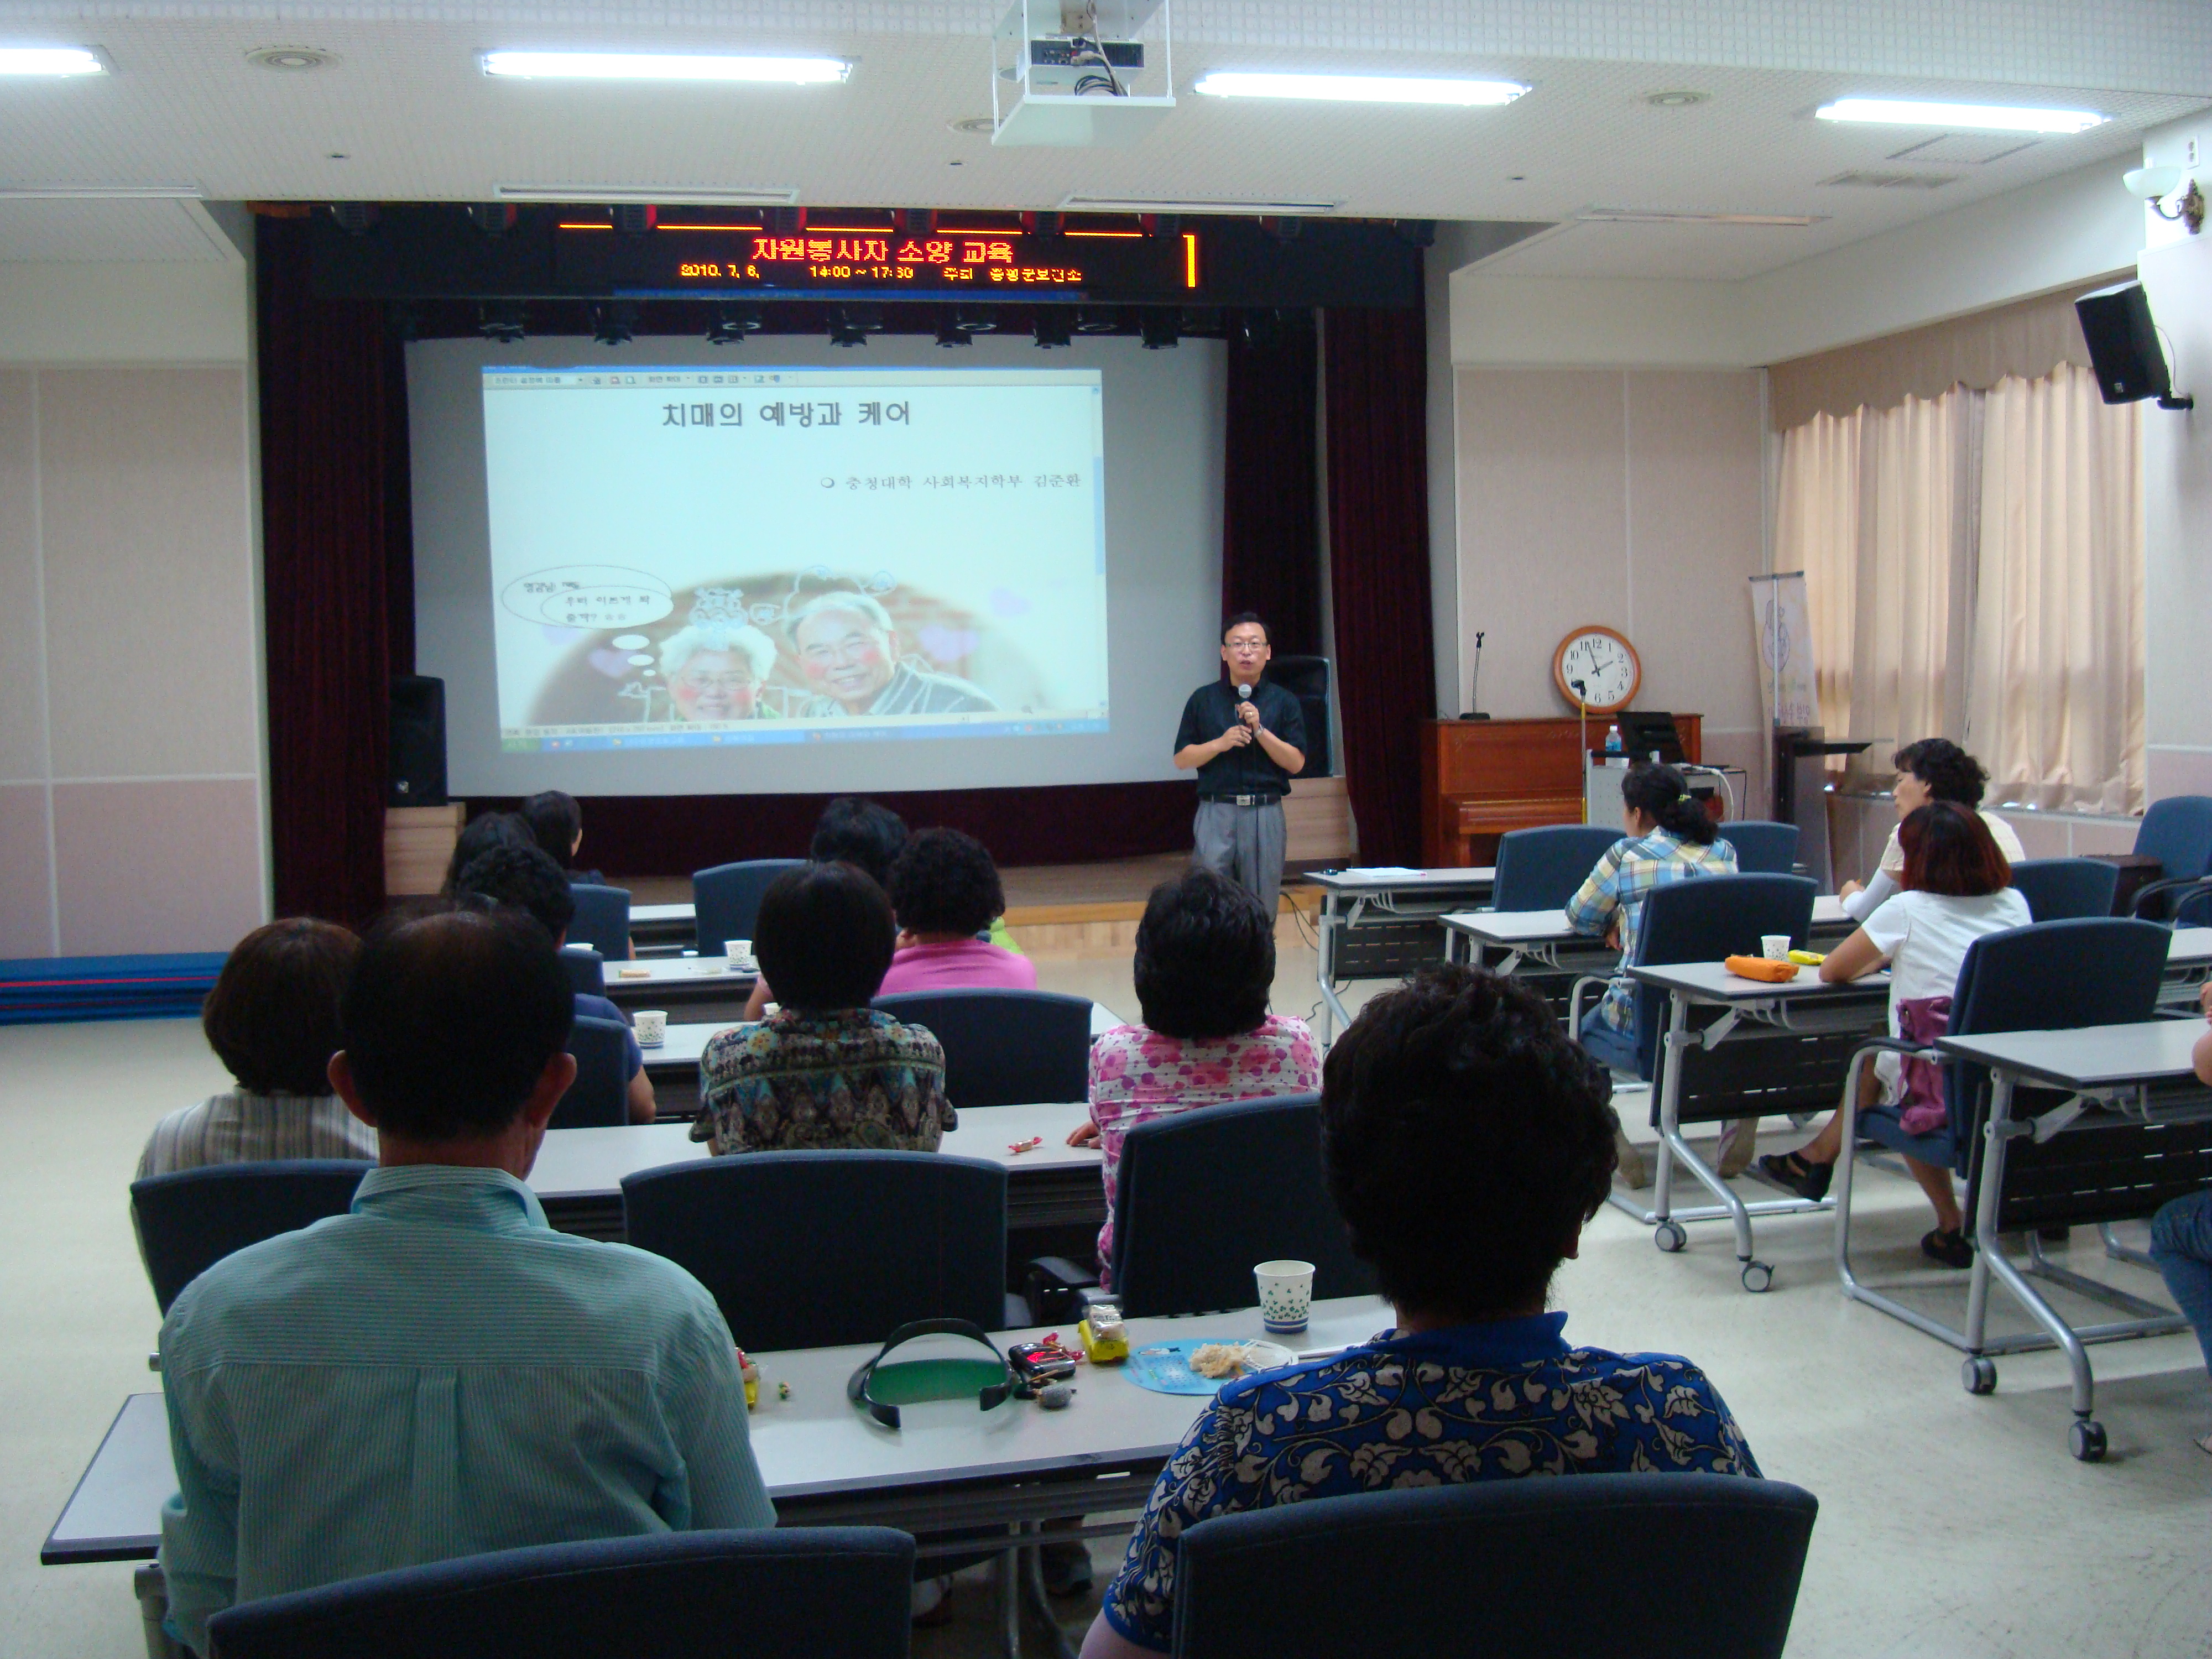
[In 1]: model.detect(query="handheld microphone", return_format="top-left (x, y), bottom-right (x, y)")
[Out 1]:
top-left (1234, 682), bottom-right (1254, 701)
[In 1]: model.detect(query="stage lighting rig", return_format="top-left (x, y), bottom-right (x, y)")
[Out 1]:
top-left (1033, 309), bottom-right (1074, 348)
top-left (707, 305), bottom-right (763, 345)
top-left (477, 300), bottom-right (527, 343)
top-left (592, 301), bottom-right (638, 346)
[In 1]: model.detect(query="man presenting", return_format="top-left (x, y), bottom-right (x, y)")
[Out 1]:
top-left (1173, 613), bottom-right (1306, 919)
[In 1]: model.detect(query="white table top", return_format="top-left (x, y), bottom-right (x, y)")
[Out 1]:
top-left (637, 1004), bottom-right (1121, 1065)
top-left (1626, 960), bottom-right (1890, 1001)
top-left (630, 902), bottom-right (695, 925)
top-left (1937, 1019), bottom-right (2211, 1090)
top-left (1312, 866), bottom-right (1494, 893)
top-left (526, 1102), bottom-right (1103, 1202)
top-left (2168, 927), bottom-right (2212, 968)
top-left (46, 1297), bottom-right (1395, 1558)
top-left (1441, 894), bottom-right (1849, 949)
top-left (602, 956), bottom-right (757, 990)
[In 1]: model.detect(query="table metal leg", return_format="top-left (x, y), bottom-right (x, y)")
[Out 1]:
top-left (1317, 899), bottom-right (1350, 1045)
top-left (1020, 1526), bottom-right (1082, 1659)
top-left (133, 1564), bottom-right (184, 1659)
top-left (1970, 1072), bottom-right (2096, 1425)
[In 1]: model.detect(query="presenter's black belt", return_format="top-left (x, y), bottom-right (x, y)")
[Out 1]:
top-left (1202, 794), bottom-right (1282, 807)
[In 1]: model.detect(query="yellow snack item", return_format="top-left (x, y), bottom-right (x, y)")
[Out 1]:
top-left (1787, 948), bottom-right (1827, 966)
top-left (1078, 1309), bottom-right (1129, 1365)
top-left (1723, 954), bottom-right (1799, 983)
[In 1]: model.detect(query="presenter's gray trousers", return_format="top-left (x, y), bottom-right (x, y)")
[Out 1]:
top-left (1194, 799), bottom-right (1287, 919)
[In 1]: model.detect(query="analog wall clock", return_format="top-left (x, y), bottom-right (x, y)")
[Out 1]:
top-left (1552, 625), bottom-right (1641, 714)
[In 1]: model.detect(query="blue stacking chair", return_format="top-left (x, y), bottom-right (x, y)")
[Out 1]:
top-left (557, 946), bottom-right (604, 1000)
top-left (551, 1014), bottom-right (632, 1130)
top-left (1490, 826), bottom-right (1623, 911)
top-left (204, 1527), bottom-right (916, 1659)
top-left (622, 1150), bottom-right (1020, 1348)
top-left (131, 1160), bottom-right (374, 1313)
top-left (873, 989), bottom-right (1094, 1108)
top-left (2007, 858), bottom-right (2120, 922)
top-left (1172, 1474), bottom-right (1819, 1659)
top-left (2120, 795), bottom-right (2212, 918)
top-left (565, 883), bottom-right (632, 959)
top-left (1720, 820), bottom-right (1801, 876)
top-left (692, 859), bottom-right (807, 954)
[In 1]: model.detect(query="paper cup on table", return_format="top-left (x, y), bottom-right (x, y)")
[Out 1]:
top-left (1760, 934), bottom-right (1791, 961)
top-left (633, 1010), bottom-right (667, 1048)
top-left (724, 938), bottom-right (754, 973)
top-left (1255, 1260), bottom-right (1315, 1334)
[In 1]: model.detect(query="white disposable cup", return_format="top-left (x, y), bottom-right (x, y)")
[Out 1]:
top-left (724, 938), bottom-right (753, 972)
top-left (1761, 934), bottom-right (1791, 960)
top-left (633, 1010), bottom-right (667, 1048)
top-left (1255, 1259), bottom-right (1315, 1334)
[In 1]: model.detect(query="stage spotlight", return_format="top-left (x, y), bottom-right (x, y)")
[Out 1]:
top-left (827, 304), bottom-right (882, 348)
top-left (466, 202), bottom-right (517, 236)
top-left (1072, 305), bottom-right (1120, 334)
top-left (330, 201), bottom-right (377, 235)
top-left (612, 203), bottom-right (655, 235)
top-left (1140, 310), bottom-right (1180, 349)
top-left (477, 300), bottom-right (527, 343)
top-left (935, 315), bottom-right (972, 347)
top-left (767, 206), bottom-right (802, 236)
top-left (593, 301), bottom-right (638, 346)
top-left (956, 307), bottom-right (998, 334)
top-left (1033, 310), bottom-right (1073, 349)
top-left (707, 305), bottom-right (761, 345)
top-left (1260, 215), bottom-right (1303, 242)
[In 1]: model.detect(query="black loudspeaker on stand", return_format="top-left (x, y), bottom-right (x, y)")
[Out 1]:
top-left (1264, 656), bottom-right (1333, 776)
top-left (388, 675), bottom-right (449, 806)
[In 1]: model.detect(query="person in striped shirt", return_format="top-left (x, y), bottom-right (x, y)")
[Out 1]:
top-left (156, 906), bottom-right (772, 1655)
top-left (137, 919), bottom-right (376, 1180)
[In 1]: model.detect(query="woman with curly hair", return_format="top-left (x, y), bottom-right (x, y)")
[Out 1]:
top-left (877, 827), bottom-right (1036, 994)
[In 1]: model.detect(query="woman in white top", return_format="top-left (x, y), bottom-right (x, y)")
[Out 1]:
top-left (1761, 803), bottom-right (2030, 1267)
top-left (1839, 738), bottom-right (2026, 923)
top-left (137, 918), bottom-right (376, 1179)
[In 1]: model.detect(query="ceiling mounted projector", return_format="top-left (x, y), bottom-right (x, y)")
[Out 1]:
top-left (989, 0), bottom-right (1175, 148)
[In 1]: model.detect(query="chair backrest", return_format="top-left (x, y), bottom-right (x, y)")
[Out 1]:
top-left (2176, 882), bottom-right (2212, 930)
top-left (2007, 858), bottom-right (2120, 922)
top-left (2134, 795), bottom-right (2212, 880)
top-left (565, 883), bottom-right (632, 959)
top-left (622, 1150), bottom-right (1006, 1349)
top-left (692, 860), bottom-right (807, 954)
top-left (872, 989), bottom-right (1094, 1108)
top-left (204, 1526), bottom-right (915, 1659)
top-left (131, 1160), bottom-right (374, 1314)
top-left (1111, 1093), bottom-right (1378, 1318)
top-left (1171, 1473), bottom-right (1818, 1659)
top-left (1622, 874), bottom-right (1818, 1077)
top-left (553, 1015), bottom-right (631, 1130)
top-left (1720, 820), bottom-right (1801, 876)
top-left (1490, 826), bottom-right (1621, 911)
top-left (557, 946), bottom-right (604, 999)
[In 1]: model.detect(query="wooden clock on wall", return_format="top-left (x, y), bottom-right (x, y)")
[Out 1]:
top-left (1552, 625), bottom-right (1641, 714)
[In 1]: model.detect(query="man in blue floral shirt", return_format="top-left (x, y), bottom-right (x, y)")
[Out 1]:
top-left (1080, 964), bottom-right (1760, 1658)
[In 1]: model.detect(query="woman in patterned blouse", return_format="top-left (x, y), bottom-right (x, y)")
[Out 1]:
top-left (1079, 964), bottom-right (1761, 1659)
top-left (692, 862), bottom-right (953, 1155)
top-left (1067, 866), bottom-right (1321, 1287)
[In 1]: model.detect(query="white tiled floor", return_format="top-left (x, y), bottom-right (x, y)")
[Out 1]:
top-left (6, 957), bottom-right (2210, 1658)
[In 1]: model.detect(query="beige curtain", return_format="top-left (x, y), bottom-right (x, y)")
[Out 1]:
top-left (1774, 409), bottom-right (1861, 740)
top-left (1968, 363), bottom-right (2146, 813)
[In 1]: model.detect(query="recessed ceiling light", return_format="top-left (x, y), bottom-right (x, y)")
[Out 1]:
top-left (1646, 90), bottom-right (1709, 107)
top-left (1814, 97), bottom-right (2107, 134)
top-left (247, 46), bottom-right (336, 71)
top-left (1193, 71), bottom-right (1526, 106)
top-left (481, 51), bottom-right (850, 84)
top-left (0, 46), bottom-right (106, 76)
top-left (948, 116), bottom-right (998, 136)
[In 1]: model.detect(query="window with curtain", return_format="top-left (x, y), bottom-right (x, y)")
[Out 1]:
top-left (1774, 362), bottom-right (2143, 815)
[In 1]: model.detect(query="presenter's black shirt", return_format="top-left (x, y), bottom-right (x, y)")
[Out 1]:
top-left (1175, 680), bottom-right (1307, 800)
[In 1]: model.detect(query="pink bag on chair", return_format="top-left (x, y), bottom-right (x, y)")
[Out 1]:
top-left (1895, 995), bottom-right (1953, 1136)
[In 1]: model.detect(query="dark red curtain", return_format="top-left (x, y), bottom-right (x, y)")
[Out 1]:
top-left (259, 216), bottom-right (406, 925)
top-left (1323, 302), bottom-right (1434, 867)
top-left (1220, 314), bottom-right (1322, 658)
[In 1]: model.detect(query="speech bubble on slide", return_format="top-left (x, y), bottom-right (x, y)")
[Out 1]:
top-left (501, 566), bottom-right (674, 630)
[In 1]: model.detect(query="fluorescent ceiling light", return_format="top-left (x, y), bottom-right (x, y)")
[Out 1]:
top-left (1580, 207), bottom-right (1823, 226)
top-left (0, 185), bottom-right (201, 199)
top-left (1193, 71), bottom-right (1525, 106)
top-left (1061, 194), bottom-right (1336, 215)
top-left (482, 51), bottom-right (849, 84)
top-left (0, 46), bottom-right (106, 76)
top-left (1814, 98), bottom-right (2106, 135)
top-left (497, 184), bottom-right (799, 205)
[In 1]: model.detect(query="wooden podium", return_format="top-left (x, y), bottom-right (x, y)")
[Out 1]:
top-left (1421, 716), bottom-right (1702, 867)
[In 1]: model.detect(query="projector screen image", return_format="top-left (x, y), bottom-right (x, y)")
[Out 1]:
top-left (482, 365), bottom-right (1108, 753)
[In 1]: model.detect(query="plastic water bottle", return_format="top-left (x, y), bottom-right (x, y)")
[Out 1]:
top-left (1605, 723), bottom-right (1623, 756)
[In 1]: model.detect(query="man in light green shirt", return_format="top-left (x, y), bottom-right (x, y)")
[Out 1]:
top-left (158, 905), bottom-right (773, 1655)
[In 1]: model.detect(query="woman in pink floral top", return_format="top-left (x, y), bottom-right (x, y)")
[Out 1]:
top-left (1070, 866), bottom-right (1321, 1286)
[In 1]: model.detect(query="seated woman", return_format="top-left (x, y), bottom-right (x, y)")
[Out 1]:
top-left (2151, 983), bottom-right (2212, 1456)
top-left (741, 796), bottom-right (912, 1020)
top-left (695, 862), bottom-right (954, 1154)
top-left (520, 788), bottom-right (604, 886)
top-left (879, 827), bottom-right (1037, 995)
top-left (1563, 762), bottom-right (1739, 1182)
top-left (1840, 738), bottom-right (2026, 922)
top-left (441, 810), bottom-right (531, 895)
top-left (1078, 963), bottom-right (1760, 1659)
top-left (1759, 802), bottom-right (2030, 1267)
top-left (1068, 867), bottom-right (1319, 1288)
top-left (138, 919), bottom-right (374, 1177)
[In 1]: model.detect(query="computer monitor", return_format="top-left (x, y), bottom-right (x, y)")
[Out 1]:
top-left (1615, 711), bottom-right (1685, 765)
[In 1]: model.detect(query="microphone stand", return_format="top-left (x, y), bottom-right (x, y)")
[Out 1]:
top-left (1571, 679), bottom-right (1590, 823)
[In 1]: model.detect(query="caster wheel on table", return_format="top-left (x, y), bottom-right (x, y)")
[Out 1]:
top-left (1962, 1357), bottom-right (1997, 1396)
top-left (1739, 1261), bottom-right (1773, 1293)
top-left (1653, 1220), bottom-right (1688, 1254)
top-left (2069, 1419), bottom-right (2107, 1462)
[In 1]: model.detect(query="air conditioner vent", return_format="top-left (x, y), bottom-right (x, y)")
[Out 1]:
top-left (1818, 170), bottom-right (1961, 190)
